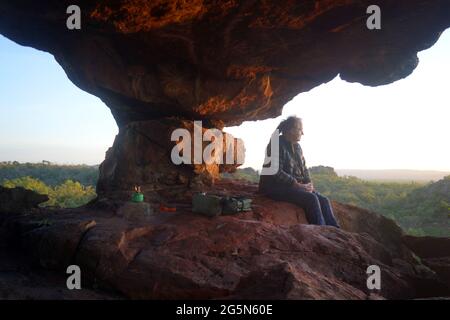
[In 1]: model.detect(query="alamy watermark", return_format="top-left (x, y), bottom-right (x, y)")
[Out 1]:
top-left (65, 4), bottom-right (381, 31)
top-left (66, 5), bottom-right (81, 30)
top-left (66, 265), bottom-right (81, 290)
top-left (366, 265), bottom-right (381, 290)
top-left (367, 5), bottom-right (381, 30)
top-left (170, 121), bottom-right (280, 175)
top-left (170, 121), bottom-right (245, 165)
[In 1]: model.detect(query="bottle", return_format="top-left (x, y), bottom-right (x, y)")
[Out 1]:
top-left (131, 185), bottom-right (144, 202)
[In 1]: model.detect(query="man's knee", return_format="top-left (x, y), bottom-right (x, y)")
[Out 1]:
top-left (315, 192), bottom-right (330, 203)
top-left (302, 192), bottom-right (320, 208)
top-left (314, 192), bottom-right (324, 199)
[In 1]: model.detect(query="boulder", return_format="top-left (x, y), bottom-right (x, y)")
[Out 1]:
top-left (0, 186), bottom-right (49, 214)
top-left (403, 235), bottom-right (450, 289)
top-left (117, 202), bottom-right (154, 221)
top-left (96, 119), bottom-right (244, 202)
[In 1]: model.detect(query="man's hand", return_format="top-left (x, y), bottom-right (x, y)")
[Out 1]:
top-left (293, 182), bottom-right (314, 192)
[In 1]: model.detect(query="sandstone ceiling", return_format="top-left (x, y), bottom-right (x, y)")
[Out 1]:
top-left (1, 0), bottom-right (449, 128)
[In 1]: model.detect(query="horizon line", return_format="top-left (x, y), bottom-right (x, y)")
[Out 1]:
top-left (1, 160), bottom-right (449, 173)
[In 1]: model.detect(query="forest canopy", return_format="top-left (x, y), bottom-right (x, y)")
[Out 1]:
top-left (225, 165), bottom-right (449, 237)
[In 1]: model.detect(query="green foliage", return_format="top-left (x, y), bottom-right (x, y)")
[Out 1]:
top-left (226, 166), bottom-right (449, 237)
top-left (3, 176), bottom-right (53, 197)
top-left (309, 166), bottom-right (338, 176)
top-left (0, 161), bottom-right (98, 208)
top-left (2, 176), bottom-right (96, 209)
top-left (222, 167), bottom-right (260, 183)
top-left (311, 169), bottom-right (449, 237)
top-left (52, 180), bottom-right (97, 208)
top-left (0, 161), bottom-right (98, 187)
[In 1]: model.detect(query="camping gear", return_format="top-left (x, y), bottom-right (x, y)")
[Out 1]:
top-left (222, 196), bottom-right (253, 215)
top-left (192, 193), bottom-right (223, 217)
top-left (131, 192), bottom-right (144, 202)
top-left (192, 193), bottom-right (252, 217)
top-left (118, 202), bottom-right (153, 220)
top-left (131, 185), bottom-right (144, 202)
top-left (160, 204), bottom-right (177, 212)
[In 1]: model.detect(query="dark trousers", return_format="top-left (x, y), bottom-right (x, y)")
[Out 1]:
top-left (264, 186), bottom-right (340, 227)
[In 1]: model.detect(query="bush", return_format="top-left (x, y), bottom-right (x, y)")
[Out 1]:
top-left (2, 176), bottom-right (96, 208)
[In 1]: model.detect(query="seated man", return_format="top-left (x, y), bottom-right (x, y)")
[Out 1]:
top-left (259, 116), bottom-right (340, 227)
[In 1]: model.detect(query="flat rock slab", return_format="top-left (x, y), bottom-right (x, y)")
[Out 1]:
top-left (0, 244), bottom-right (121, 300)
top-left (117, 202), bottom-right (154, 221)
top-left (1, 193), bottom-right (449, 299)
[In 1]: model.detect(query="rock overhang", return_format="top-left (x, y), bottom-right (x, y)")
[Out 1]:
top-left (1, 0), bottom-right (450, 198)
top-left (1, 0), bottom-right (449, 128)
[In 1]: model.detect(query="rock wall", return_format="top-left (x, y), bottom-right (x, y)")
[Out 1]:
top-left (0, 186), bottom-right (49, 214)
top-left (97, 119), bottom-right (244, 202)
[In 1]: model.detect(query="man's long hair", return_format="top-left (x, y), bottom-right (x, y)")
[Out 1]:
top-left (277, 116), bottom-right (302, 134)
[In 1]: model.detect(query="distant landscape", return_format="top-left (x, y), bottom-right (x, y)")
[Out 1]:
top-left (335, 169), bottom-right (450, 182)
top-left (225, 166), bottom-right (450, 237)
top-left (1, 161), bottom-right (449, 237)
top-left (0, 161), bottom-right (98, 208)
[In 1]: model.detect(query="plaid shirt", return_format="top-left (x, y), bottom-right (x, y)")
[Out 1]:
top-left (259, 135), bottom-right (311, 191)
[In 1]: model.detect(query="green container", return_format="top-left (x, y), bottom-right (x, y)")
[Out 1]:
top-left (131, 192), bottom-right (144, 203)
top-left (192, 193), bottom-right (223, 217)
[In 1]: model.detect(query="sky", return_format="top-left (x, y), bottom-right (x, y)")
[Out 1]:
top-left (0, 30), bottom-right (449, 171)
top-left (0, 35), bottom-right (118, 165)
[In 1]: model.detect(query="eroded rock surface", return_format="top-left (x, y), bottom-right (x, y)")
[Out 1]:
top-left (0, 247), bottom-right (121, 300)
top-left (97, 119), bottom-right (244, 201)
top-left (403, 235), bottom-right (450, 289)
top-left (0, 186), bottom-right (49, 214)
top-left (1, 1), bottom-right (449, 126)
top-left (1, 180), bottom-right (449, 299)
